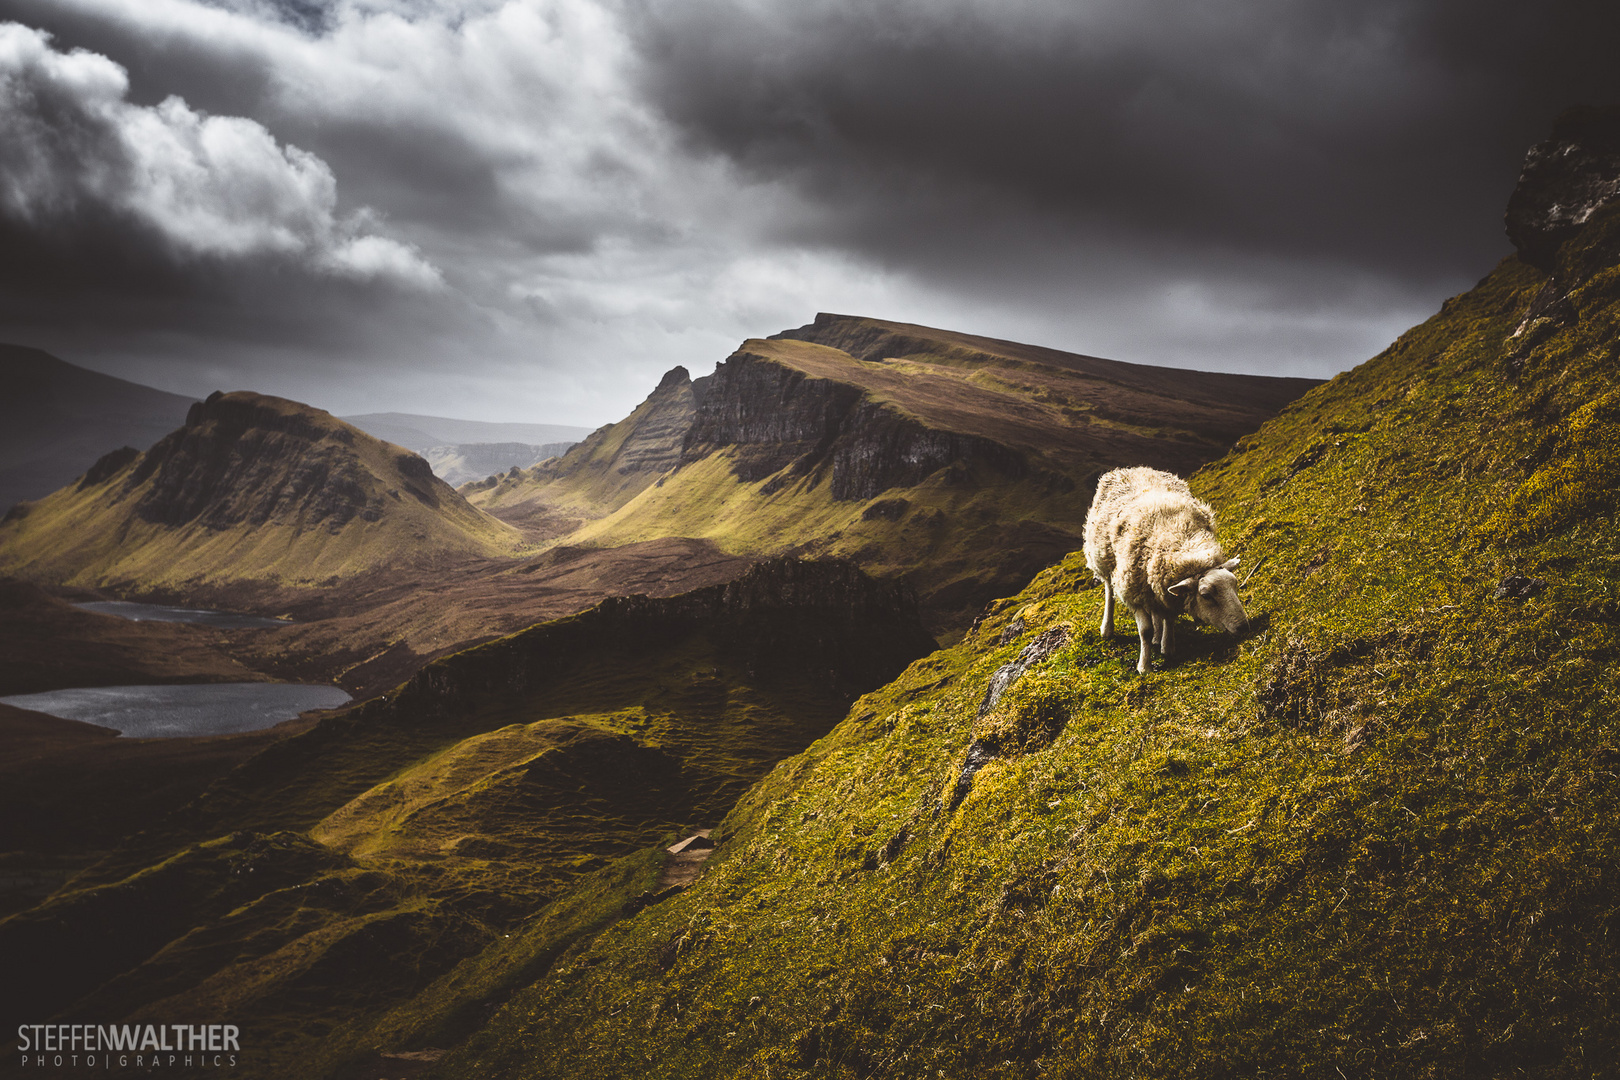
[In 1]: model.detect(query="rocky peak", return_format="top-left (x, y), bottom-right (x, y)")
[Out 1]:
top-left (1505, 105), bottom-right (1620, 274)
top-left (126, 391), bottom-right (445, 531)
top-left (609, 367), bottom-right (699, 475)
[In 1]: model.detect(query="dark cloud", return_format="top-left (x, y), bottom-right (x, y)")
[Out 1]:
top-left (0, 0), bottom-right (1615, 423)
top-left (629, 0), bottom-right (1620, 282)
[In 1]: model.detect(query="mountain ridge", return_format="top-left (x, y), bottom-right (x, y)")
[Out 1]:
top-left (472, 318), bottom-right (1320, 631)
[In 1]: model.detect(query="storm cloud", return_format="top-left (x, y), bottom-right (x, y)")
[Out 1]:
top-left (0, 0), bottom-right (1615, 423)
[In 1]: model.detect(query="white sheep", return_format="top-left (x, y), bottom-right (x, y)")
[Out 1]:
top-left (1082, 466), bottom-right (1249, 674)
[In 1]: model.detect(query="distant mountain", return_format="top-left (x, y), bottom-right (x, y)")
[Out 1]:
top-left (474, 315), bottom-right (1321, 630)
top-left (0, 391), bottom-right (521, 596)
top-left (341, 411), bottom-right (592, 453)
top-left (423, 440), bottom-right (577, 487)
top-left (0, 344), bottom-right (197, 513)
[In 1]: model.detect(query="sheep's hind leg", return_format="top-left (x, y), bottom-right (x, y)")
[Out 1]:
top-left (1099, 578), bottom-right (1115, 639)
top-left (1133, 608), bottom-right (1153, 674)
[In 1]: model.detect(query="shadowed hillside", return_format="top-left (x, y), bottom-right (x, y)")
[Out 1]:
top-left (0, 559), bottom-right (935, 1078)
top-left (473, 318), bottom-right (1319, 632)
top-left (0, 344), bottom-right (195, 513)
top-left (342, 108), bottom-right (1620, 1078)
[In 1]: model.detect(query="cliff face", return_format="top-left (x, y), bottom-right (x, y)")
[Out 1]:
top-left (1505, 105), bottom-right (1620, 274)
top-left (474, 318), bottom-right (1317, 632)
top-left (129, 391), bottom-right (427, 530)
top-left (682, 351), bottom-right (1027, 499)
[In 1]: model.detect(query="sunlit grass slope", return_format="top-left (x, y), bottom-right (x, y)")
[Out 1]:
top-left (425, 215), bottom-right (1620, 1078)
top-left (0, 391), bottom-right (522, 594)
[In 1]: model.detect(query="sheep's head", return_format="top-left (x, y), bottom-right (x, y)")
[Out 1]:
top-left (1169, 557), bottom-right (1249, 634)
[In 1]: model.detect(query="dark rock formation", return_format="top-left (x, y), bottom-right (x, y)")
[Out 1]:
top-left (683, 351), bottom-right (1026, 499)
top-left (949, 624), bottom-right (1073, 809)
top-left (78, 446), bottom-right (139, 489)
top-left (1506, 105), bottom-right (1620, 274)
top-left (614, 367), bottom-right (702, 475)
top-left (124, 391), bottom-right (448, 531)
top-left (682, 353), bottom-right (863, 482)
top-left (1493, 574), bottom-right (1547, 601)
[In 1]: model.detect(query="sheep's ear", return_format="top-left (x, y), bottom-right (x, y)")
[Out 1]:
top-left (1168, 577), bottom-right (1198, 597)
top-left (1222, 556), bottom-right (1240, 571)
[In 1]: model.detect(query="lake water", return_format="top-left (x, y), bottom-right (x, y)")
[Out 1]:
top-left (74, 600), bottom-right (292, 629)
top-left (0, 683), bottom-right (351, 738)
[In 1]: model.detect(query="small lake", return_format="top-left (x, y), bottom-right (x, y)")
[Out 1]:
top-left (74, 600), bottom-right (293, 629)
top-left (0, 683), bottom-right (351, 738)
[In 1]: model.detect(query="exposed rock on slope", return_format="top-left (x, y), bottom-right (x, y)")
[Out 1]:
top-left (1505, 105), bottom-right (1620, 273)
top-left (0, 391), bottom-right (521, 595)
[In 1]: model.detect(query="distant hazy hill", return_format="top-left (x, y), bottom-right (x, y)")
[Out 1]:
top-left (423, 440), bottom-right (577, 486)
top-left (0, 391), bottom-right (521, 595)
top-left (474, 316), bottom-right (1321, 630)
top-left (0, 344), bottom-right (196, 513)
top-left (342, 412), bottom-right (592, 452)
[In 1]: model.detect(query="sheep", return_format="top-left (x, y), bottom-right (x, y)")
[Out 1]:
top-left (1082, 466), bottom-right (1249, 674)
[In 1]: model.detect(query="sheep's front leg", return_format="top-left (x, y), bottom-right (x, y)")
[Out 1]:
top-left (1133, 607), bottom-right (1153, 674)
top-left (1099, 578), bottom-right (1115, 639)
top-left (1160, 614), bottom-right (1175, 658)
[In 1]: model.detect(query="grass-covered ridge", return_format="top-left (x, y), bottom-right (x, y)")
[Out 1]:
top-left (421, 218), bottom-right (1620, 1077)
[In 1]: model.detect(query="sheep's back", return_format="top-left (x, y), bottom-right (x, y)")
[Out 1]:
top-left (1085, 475), bottom-right (1221, 608)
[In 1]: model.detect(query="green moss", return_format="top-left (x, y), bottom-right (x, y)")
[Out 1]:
top-left (1489, 389), bottom-right (1620, 541)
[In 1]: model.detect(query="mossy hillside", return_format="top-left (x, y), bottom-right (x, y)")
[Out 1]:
top-left (426, 246), bottom-right (1620, 1078)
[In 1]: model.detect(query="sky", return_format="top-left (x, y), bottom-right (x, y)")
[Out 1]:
top-left (0, 0), bottom-right (1616, 426)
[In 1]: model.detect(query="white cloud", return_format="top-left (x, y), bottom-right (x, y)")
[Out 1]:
top-left (0, 20), bottom-right (440, 285)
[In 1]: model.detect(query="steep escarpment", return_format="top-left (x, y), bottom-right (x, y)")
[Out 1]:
top-left (0, 558), bottom-right (934, 1078)
top-left (0, 391), bottom-right (520, 596)
top-left (411, 115), bottom-right (1620, 1079)
top-left (683, 349), bottom-right (1027, 499)
top-left (474, 322), bottom-right (1316, 633)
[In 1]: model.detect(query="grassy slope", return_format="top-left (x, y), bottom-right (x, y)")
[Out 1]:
top-left (428, 225), bottom-right (1620, 1078)
top-left (0, 392), bottom-right (521, 593)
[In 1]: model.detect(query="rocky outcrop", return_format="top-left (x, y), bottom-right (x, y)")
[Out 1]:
top-left (125, 391), bottom-right (447, 531)
top-left (613, 367), bottom-right (704, 475)
top-left (683, 351), bottom-right (1026, 499)
top-left (682, 354), bottom-right (862, 481)
top-left (1505, 105), bottom-right (1620, 274)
